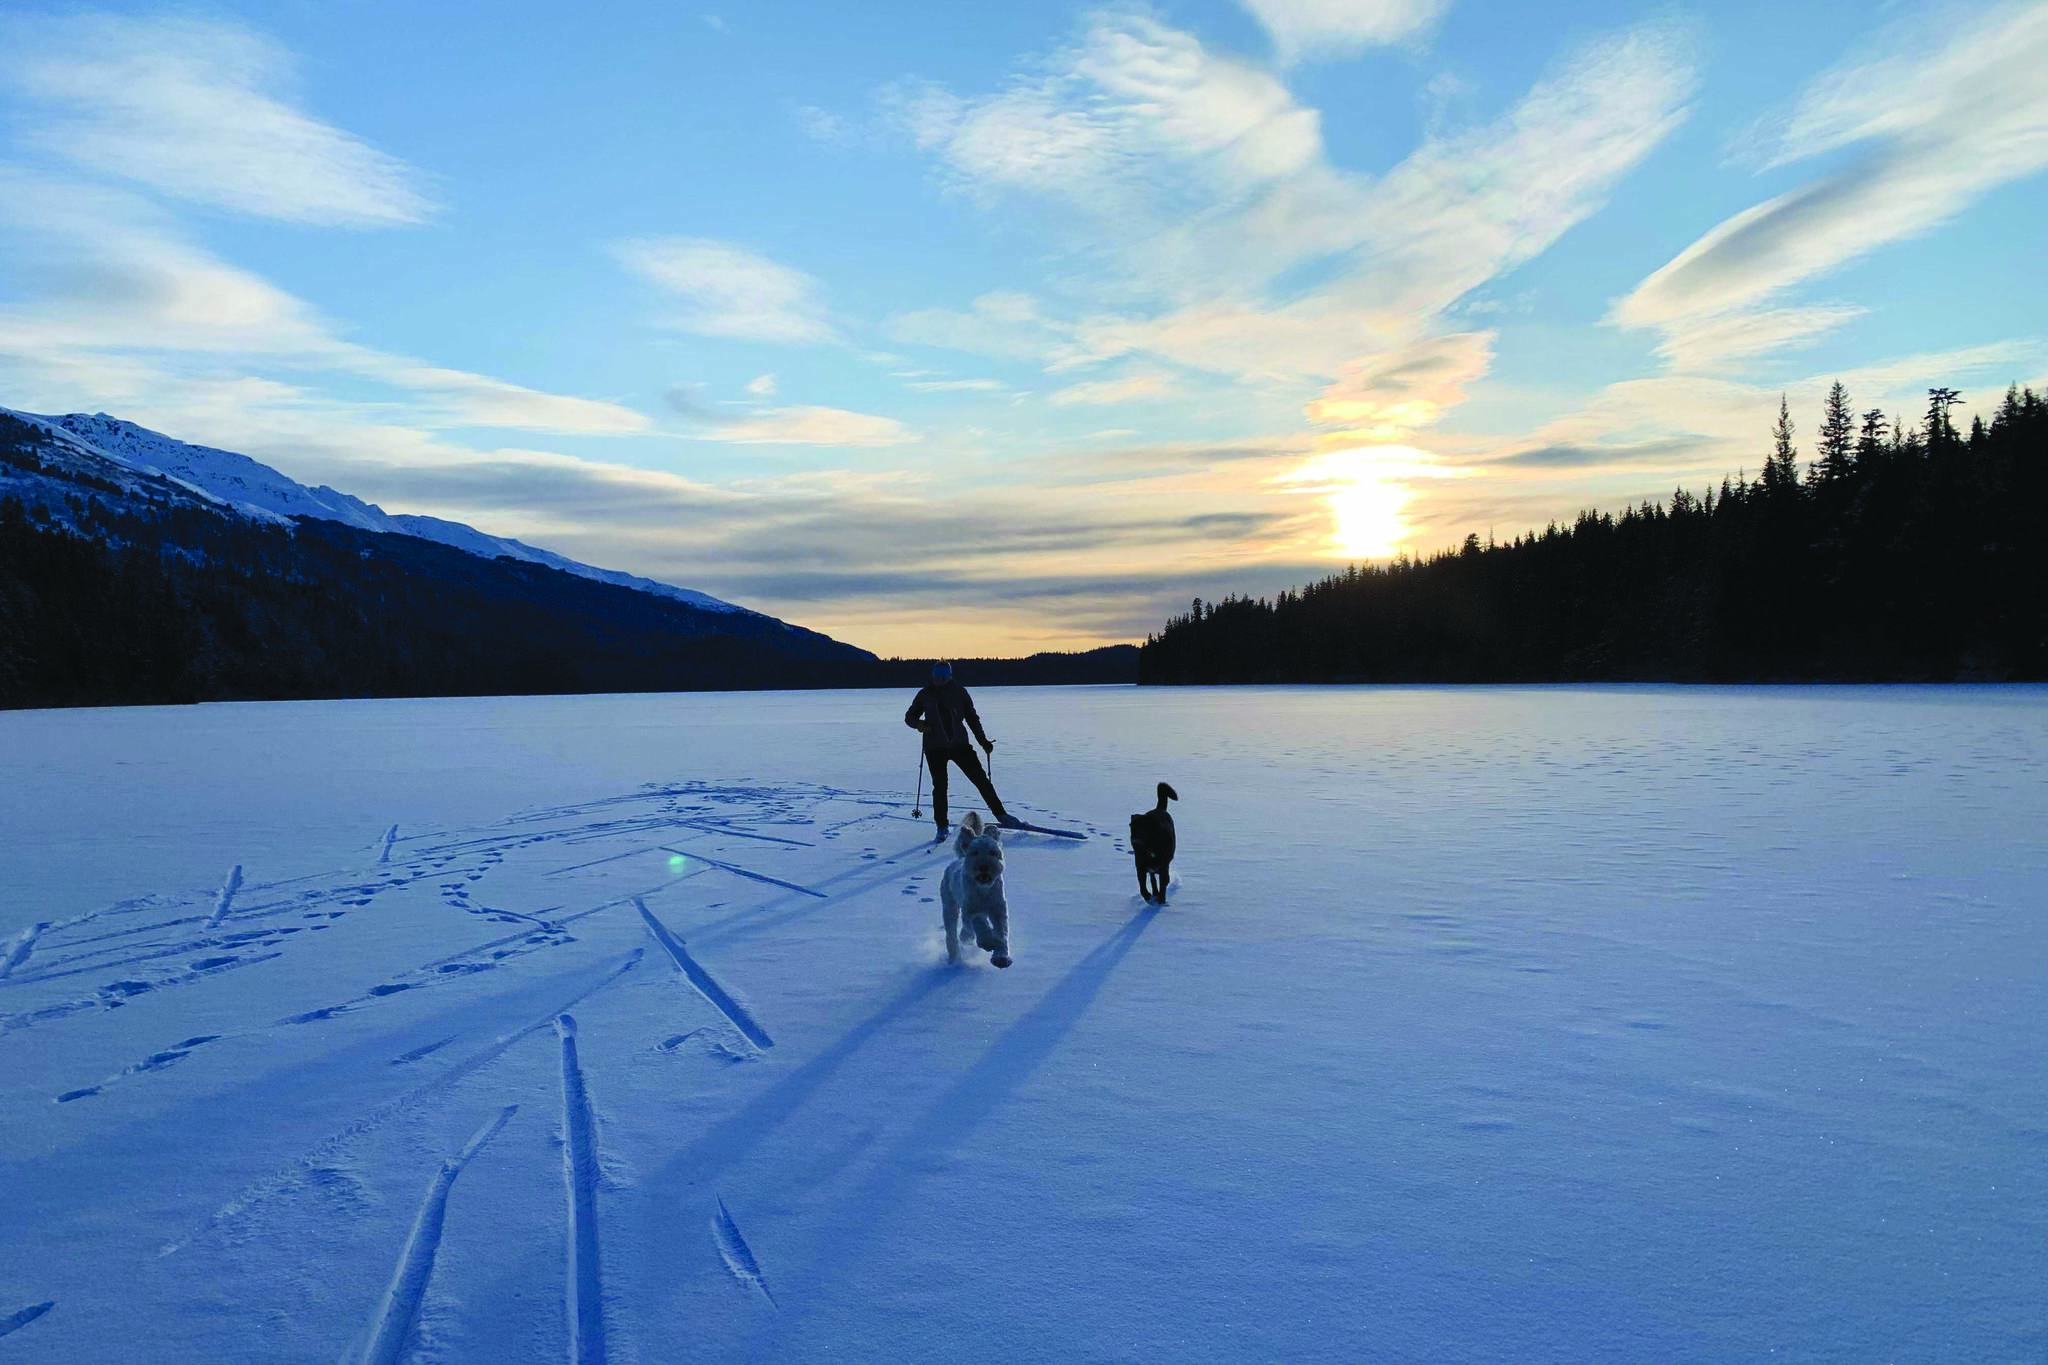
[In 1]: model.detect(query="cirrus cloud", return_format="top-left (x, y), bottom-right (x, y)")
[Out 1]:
top-left (1236, 0), bottom-right (1453, 64)
top-left (1614, 3), bottom-right (2048, 368)
top-left (1305, 331), bottom-right (1494, 437)
top-left (613, 237), bottom-right (836, 344)
top-left (3, 13), bottom-right (433, 226)
top-left (1048, 372), bottom-right (1180, 406)
top-left (704, 405), bottom-right (913, 447)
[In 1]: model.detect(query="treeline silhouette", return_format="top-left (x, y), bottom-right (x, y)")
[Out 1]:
top-left (0, 493), bottom-right (884, 708)
top-left (0, 500), bottom-right (1140, 708)
top-left (863, 647), bottom-right (1138, 688)
top-left (1141, 384), bottom-right (2047, 683)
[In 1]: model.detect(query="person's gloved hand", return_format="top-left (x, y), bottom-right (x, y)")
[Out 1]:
top-left (981, 737), bottom-right (996, 753)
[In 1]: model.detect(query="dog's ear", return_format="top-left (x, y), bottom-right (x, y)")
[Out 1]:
top-left (985, 825), bottom-right (1001, 844)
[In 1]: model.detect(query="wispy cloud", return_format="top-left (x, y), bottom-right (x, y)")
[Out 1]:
top-left (4, 14), bottom-right (432, 226)
top-left (107, 395), bottom-right (1314, 652)
top-left (1466, 339), bottom-right (2044, 481)
top-left (1649, 304), bottom-right (1866, 372)
top-left (892, 14), bottom-right (1695, 397)
top-left (902, 377), bottom-right (1008, 393)
top-left (362, 364), bottom-right (650, 435)
top-left (1306, 331), bottom-right (1494, 438)
top-left (1614, 3), bottom-right (2048, 366)
top-left (889, 11), bottom-right (1338, 292)
top-left (1048, 372), bottom-right (1179, 406)
top-left (877, 10), bottom-right (1697, 580)
top-left (0, 174), bottom-right (646, 436)
top-left (1237, 0), bottom-right (1453, 64)
top-left (704, 405), bottom-right (912, 447)
top-left (613, 237), bottom-right (836, 344)
top-left (793, 104), bottom-right (854, 144)
top-left (885, 292), bottom-right (1071, 363)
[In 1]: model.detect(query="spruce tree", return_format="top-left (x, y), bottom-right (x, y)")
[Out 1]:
top-left (1925, 388), bottom-right (1963, 450)
top-left (1763, 395), bottom-right (1801, 496)
top-left (1816, 382), bottom-right (1855, 483)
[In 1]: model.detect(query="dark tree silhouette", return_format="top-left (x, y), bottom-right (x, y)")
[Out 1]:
top-left (1814, 381), bottom-right (1854, 486)
top-left (1142, 382), bottom-right (2048, 684)
top-left (1762, 394), bottom-right (1801, 499)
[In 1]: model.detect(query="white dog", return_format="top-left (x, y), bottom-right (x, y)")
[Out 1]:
top-left (941, 813), bottom-right (1011, 968)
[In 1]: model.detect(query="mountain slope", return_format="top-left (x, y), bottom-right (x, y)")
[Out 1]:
top-left (21, 409), bottom-right (745, 615)
top-left (0, 407), bottom-right (877, 707)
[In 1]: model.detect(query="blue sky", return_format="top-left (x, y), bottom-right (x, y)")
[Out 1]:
top-left (2, 1), bottom-right (2044, 653)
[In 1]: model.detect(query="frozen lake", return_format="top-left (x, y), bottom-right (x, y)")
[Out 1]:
top-left (2, 685), bottom-right (2044, 1362)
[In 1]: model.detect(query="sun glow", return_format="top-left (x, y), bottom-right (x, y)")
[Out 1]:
top-left (1281, 446), bottom-right (1449, 561)
top-left (1328, 474), bottom-right (1411, 559)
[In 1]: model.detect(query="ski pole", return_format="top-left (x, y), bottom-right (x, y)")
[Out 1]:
top-left (912, 751), bottom-right (926, 818)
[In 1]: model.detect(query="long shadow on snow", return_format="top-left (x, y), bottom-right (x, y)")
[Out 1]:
top-left (684, 839), bottom-right (937, 951)
top-left (749, 906), bottom-right (1160, 1350)
top-left (686, 826), bottom-right (1080, 955)
top-left (636, 965), bottom-right (971, 1209)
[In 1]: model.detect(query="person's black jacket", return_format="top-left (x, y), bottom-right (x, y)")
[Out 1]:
top-left (905, 681), bottom-right (991, 755)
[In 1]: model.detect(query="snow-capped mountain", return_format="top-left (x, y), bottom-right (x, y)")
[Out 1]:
top-left (5, 407), bottom-right (746, 616)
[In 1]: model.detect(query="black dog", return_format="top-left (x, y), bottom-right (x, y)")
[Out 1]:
top-left (1130, 782), bottom-right (1178, 904)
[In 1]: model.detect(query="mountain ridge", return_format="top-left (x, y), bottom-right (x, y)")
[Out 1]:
top-left (6, 406), bottom-right (752, 619)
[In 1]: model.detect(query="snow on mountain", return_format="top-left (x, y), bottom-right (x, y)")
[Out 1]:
top-left (8, 408), bottom-right (747, 616)
top-left (1, 406), bottom-right (286, 525)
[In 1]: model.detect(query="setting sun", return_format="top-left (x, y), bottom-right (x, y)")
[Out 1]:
top-left (1279, 446), bottom-right (1452, 561)
top-left (1328, 472), bottom-right (1411, 559)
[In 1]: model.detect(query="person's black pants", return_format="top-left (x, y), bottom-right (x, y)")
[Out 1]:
top-left (928, 744), bottom-right (1006, 826)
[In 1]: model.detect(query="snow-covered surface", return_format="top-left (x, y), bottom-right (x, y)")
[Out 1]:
top-left (1, 406), bottom-right (277, 525)
top-left (4, 407), bottom-right (748, 615)
top-left (1, 685), bottom-right (2042, 1362)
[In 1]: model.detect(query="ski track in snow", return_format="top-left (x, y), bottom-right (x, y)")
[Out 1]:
top-left (670, 819), bottom-right (815, 848)
top-left (168, 949), bottom-right (644, 1254)
top-left (5, 803), bottom-right (698, 1052)
top-left (56, 1033), bottom-right (226, 1104)
top-left (203, 865), bottom-right (244, 931)
top-left (1, 867), bottom-right (421, 998)
top-left (48, 897), bottom-right (604, 1101)
top-left (555, 1015), bottom-right (608, 1365)
top-left (356, 1104), bottom-right (518, 1365)
top-left (713, 1199), bottom-right (777, 1307)
top-left (4, 951), bottom-right (289, 1040)
top-left (656, 845), bottom-right (825, 898)
top-left (391, 1035), bottom-right (460, 1066)
top-left (0, 1301), bottom-right (54, 1340)
top-left (0, 921), bottom-right (53, 980)
top-left (686, 838), bottom-right (936, 952)
top-left (6, 696), bottom-right (2043, 1363)
top-left (635, 899), bottom-right (775, 1050)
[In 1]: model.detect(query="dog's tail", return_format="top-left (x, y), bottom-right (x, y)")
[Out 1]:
top-left (954, 811), bottom-right (983, 854)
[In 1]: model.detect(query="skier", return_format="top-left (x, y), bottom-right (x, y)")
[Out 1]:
top-left (905, 662), bottom-right (1015, 838)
